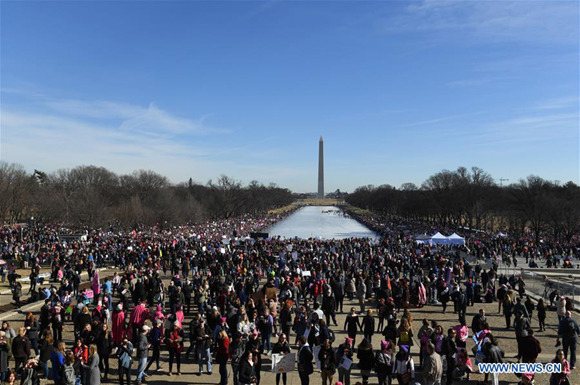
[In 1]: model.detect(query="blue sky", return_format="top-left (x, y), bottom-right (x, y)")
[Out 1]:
top-left (1, 0), bottom-right (578, 193)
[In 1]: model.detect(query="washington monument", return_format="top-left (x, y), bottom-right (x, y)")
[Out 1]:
top-left (318, 136), bottom-right (324, 198)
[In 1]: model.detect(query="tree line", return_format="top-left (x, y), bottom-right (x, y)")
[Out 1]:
top-left (0, 162), bottom-right (294, 229)
top-left (345, 166), bottom-right (580, 244)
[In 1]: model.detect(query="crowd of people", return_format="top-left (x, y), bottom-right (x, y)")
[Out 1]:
top-left (0, 210), bottom-right (578, 385)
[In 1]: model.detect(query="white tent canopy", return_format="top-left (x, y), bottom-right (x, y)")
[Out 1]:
top-left (448, 233), bottom-right (465, 246)
top-left (430, 232), bottom-right (451, 245)
top-left (414, 232), bottom-right (464, 246)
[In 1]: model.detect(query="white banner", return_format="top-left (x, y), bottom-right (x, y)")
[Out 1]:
top-left (271, 353), bottom-right (296, 373)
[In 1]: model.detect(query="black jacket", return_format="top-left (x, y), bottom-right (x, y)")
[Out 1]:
top-left (238, 358), bottom-right (255, 384)
top-left (298, 344), bottom-right (313, 374)
top-left (357, 347), bottom-right (374, 371)
top-left (11, 335), bottom-right (31, 359)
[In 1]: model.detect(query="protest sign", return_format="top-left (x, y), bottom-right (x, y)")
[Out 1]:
top-left (338, 356), bottom-right (352, 371)
top-left (271, 353), bottom-right (296, 373)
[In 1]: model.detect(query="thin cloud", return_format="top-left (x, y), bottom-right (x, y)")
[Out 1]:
top-left (42, 98), bottom-right (225, 136)
top-left (533, 97), bottom-right (579, 110)
top-left (446, 76), bottom-right (517, 88)
top-left (0, 94), bottom-right (303, 187)
top-left (402, 111), bottom-right (485, 128)
top-left (378, 0), bottom-right (579, 45)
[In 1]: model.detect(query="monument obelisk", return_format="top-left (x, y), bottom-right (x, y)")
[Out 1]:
top-left (318, 136), bottom-right (324, 198)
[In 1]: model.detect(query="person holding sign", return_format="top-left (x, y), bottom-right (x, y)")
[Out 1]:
top-left (336, 337), bottom-right (353, 385)
top-left (272, 334), bottom-right (291, 385)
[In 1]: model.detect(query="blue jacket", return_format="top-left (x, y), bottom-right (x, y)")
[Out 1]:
top-left (118, 341), bottom-right (134, 368)
top-left (50, 351), bottom-right (64, 383)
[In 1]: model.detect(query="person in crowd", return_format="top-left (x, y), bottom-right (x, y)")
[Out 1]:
top-left (514, 313), bottom-right (531, 361)
top-left (38, 330), bottom-right (54, 379)
top-left (0, 332), bottom-right (10, 385)
top-left (216, 330), bottom-right (230, 385)
top-left (524, 296), bottom-right (535, 324)
top-left (50, 341), bottom-right (66, 385)
top-left (62, 351), bottom-right (77, 385)
top-left (550, 349), bottom-right (571, 385)
top-left (374, 340), bottom-right (394, 385)
top-left (392, 344), bottom-right (415, 385)
top-left (423, 342), bottom-right (442, 385)
top-left (95, 322), bottom-right (112, 382)
top-left (1, 322), bottom-right (16, 341)
top-left (166, 320), bottom-right (184, 376)
top-left (503, 295), bottom-right (514, 330)
top-left (318, 338), bottom-right (336, 385)
top-left (443, 328), bottom-right (457, 385)
top-left (117, 336), bottom-right (133, 385)
top-left (297, 336), bottom-right (313, 385)
top-left (194, 319), bottom-right (212, 375)
top-left (11, 327), bottom-right (31, 372)
top-left (483, 336), bottom-right (504, 385)
top-left (12, 282), bottom-right (22, 308)
top-left (471, 309), bottom-right (486, 334)
top-left (356, 338), bottom-right (374, 385)
top-left (272, 334), bottom-right (290, 385)
top-left (455, 349), bottom-right (473, 381)
top-left (557, 310), bottom-right (580, 370)
top-left (51, 301), bottom-right (64, 342)
top-left (397, 319), bottom-right (414, 355)
top-left (145, 320), bottom-right (163, 374)
top-left (238, 352), bottom-right (256, 385)
top-left (24, 313), bottom-right (39, 356)
top-left (83, 344), bottom-right (100, 385)
top-left (344, 308), bottom-right (360, 347)
top-left (362, 309), bottom-right (375, 343)
top-left (336, 337), bottom-right (353, 385)
top-left (135, 325), bottom-right (150, 385)
top-left (537, 299), bottom-right (547, 332)
top-left (521, 328), bottom-right (542, 364)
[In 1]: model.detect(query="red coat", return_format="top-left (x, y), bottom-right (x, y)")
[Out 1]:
top-left (112, 310), bottom-right (125, 345)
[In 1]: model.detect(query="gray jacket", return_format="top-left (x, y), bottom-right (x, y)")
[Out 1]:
top-left (136, 332), bottom-right (149, 359)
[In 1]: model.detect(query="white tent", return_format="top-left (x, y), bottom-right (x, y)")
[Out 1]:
top-left (448, 233), bottom-right (465, 246)
top-left (430, 232), bottom-right (451, 246)
top-left (415, 234), bottom-right (432, 244)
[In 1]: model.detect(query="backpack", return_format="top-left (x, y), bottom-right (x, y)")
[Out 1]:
top-left (328, 329), bottom-right (336, 344)
top-left (374, 351), bottom-right (392, 373)
top-left (565, 320), bottom-right (577, 336)
top-left (52, 310), bottom-right (62, 324)
top-left (399, 331), bottom-right (410, 344)
top-left (63, 365), bottom-right (76, 385)
top-left (441, 338), bottom-right (449, 356)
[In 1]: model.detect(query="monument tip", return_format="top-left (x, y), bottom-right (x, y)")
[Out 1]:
top-left (320, 136), bottom-right (323, 142)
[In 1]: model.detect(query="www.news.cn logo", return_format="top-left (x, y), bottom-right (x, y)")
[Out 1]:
top-left (478, 363), bottom-right (562, 374)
